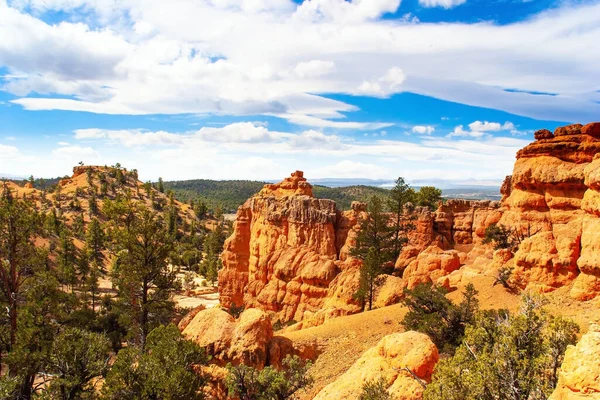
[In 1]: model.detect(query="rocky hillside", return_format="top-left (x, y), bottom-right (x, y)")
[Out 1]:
top-left (1, 165), bottom-right (202, 269)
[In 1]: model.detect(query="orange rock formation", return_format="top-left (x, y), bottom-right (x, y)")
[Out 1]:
top-left (549, 323), bottom-right (600, 399)
top-left (219, 123), bottom-right (600, 326)
top-left (219, 171), bottom-right (363, 322)
top-left (313, 331), bottom-right (438, 400)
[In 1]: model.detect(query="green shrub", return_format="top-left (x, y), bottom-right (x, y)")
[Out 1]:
top-left (225, 355), bottom-right (313, 400)
top-left (402, 283), bottom-right (479, 354)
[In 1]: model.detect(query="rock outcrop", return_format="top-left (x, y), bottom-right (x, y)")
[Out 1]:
top-left (219, 171), bottom-right (362, 323)
top-left (498, 123), bottom-right (600, 297)
top-left (182, 308), bottom-right (273, 368)
top-left (219, 172), bottom-right (504, 323)
top-left (550, 324), bottom-right (600, 399)
top-left (313, 331), bottom-right (439, 400)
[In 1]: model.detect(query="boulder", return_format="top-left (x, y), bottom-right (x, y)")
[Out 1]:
top-left (181, 308), bottom-right (273, 368)
top-left (313, 331), bottom-right (438, 400)
top-left (549, 324), bottom-right (600, 399)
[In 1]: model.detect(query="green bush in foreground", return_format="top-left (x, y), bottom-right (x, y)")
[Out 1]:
top-left (225, 355), bottom-right (313, 400)
top-left (103, 324), bottom-right (208, 400)
top-left (424, 294), bottom-right (579, 400)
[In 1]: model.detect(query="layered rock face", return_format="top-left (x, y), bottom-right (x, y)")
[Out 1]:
top-left (550, 324), bottom-right (600, 399)
top-left (499, 123), bottom-right (600, 297)
top-left (313, 331), bottom-right (439, 400)
top-left (219, 171), bottom-right (360, 322)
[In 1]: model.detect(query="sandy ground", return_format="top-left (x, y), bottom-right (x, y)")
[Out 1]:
top-left (97, 272), bottom-right (221, 310)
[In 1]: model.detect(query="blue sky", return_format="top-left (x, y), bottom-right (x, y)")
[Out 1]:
top-left (1, 0), bottom-right (599, 183)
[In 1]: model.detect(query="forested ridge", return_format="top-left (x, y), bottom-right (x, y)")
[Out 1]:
top-left (164, 178), bottom-right (392, 212)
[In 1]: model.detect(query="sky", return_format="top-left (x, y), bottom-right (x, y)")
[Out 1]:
top-left (1, 0), bottom-right (599, 184)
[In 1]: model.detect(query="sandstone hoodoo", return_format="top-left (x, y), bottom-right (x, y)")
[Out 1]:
top-left (218, 171), bottom-right (358, 323)
top-left (218, 171), bottom-right (504, 323)
top-left (500, 122), bottom-right (600, 298)
top-left (550, 323), bottom-right (600, 399)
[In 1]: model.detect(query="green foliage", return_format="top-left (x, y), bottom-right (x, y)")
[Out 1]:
top-left (387, 177), bottom-right (416, 260)
top-left (57, 230), bottom-right (78, 289)
top-left (494, 265), bottom-right (514, 289)
top-left (103, 324), bottom-right (208, 400)
top-left (351, 195), bottom-right (403, 311)
top-left (313, 185), bottom-right (392, 211)
top-left (353, 247), bottom-right (386, 312)
top-left (483, 223), bottom-right (515, 250)
top-left (424, 294), bottom-right (579, 400)
top-left (85, 217), bottom-right (105, 266)
top-left (199, 222), bottom-right (227, 285)
top-left (45, 328), bottom-right (111, 400)
top-left (359, 377), bottom-right (390, 400)
top-left (108, 203), bottom-right (177, 346)
top-left (402, 283), bottom-right (479, 353)
top-left (164, 179), bottom-right (393, 213)
top-left (415, 186), bottom-right (443, 210)
top-left (229, 304), bottom-right (245, 319)
top-left (225, 355), bottom-right (313, 400)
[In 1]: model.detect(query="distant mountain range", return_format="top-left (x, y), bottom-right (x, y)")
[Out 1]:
top-left (0, 172), bottom-right (26, 180)
top-left (306, 177), bottom-right (502, 190)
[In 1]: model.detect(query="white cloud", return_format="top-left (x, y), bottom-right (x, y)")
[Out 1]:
top-left (412, 125), bottom-right (435, 135)
top-left (282, 114), bottom-right (393, 130)
top-left (294, 60), bottom-right (336, 78)
top-left (468, 121), bottom-right (514, 132)
top-left (419, 0), bottom-right (466, 9)
top-left (3, 0), bottom-right (599, 123)
top-left (52, 145), bottom-right (99, 159)
top-left (311, 160), bottom-right (389, 179)
top-left (59, 121), bottom-right (529, 183)
top-left (0, 144), bottom-right (20, 158)
top-left (356, 67), bottom-right (406, 97)
top-left (448, 120), bottom-right (518, 138)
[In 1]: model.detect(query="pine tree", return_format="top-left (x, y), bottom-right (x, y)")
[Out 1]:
top-left (46, 328), bottom-right (111, 400)
top-left (86, 261), bottom-right (101, 313)
top-left (387, 177), bottom-right (416, 260)
top-left (158, 177), bottom-right (164, 193)
top-left (0, 187), bottom-right (43, 348)
top-left (57, 230), bottom-right (78, 291)
top-left (103, 324), bottom-right (207, 400)
top-left (350, 196), bottom-right (396, 311)
top-left (110, 204), bottom-right (176, 347)
top-left (85, 217), bottom-right (104, 266)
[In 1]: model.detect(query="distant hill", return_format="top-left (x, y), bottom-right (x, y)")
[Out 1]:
top-left (164, 179), bottom-right (391, 212)
top-left (163, 179), bottom-right (267, 213)
top-left (164, 178), bottom-right (501, 213)
top-left (313, 185), bottom-right (391, 210)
